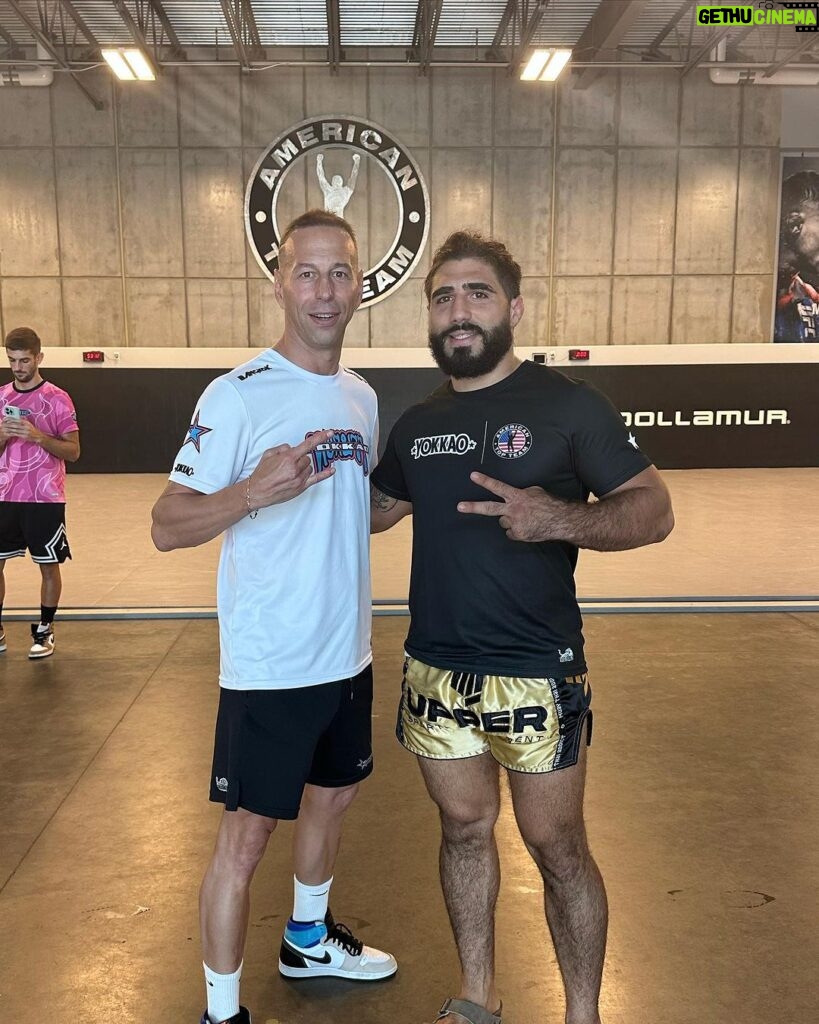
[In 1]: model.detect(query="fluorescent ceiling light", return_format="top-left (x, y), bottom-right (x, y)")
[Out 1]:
top-left (520, 50), bottom-right (551, 81)
top-left (541, 49), bottom-right (572, 81)
top-left (520, 48), bottom-right (573, 82)
top-left (123, 49), bottom-right (155, 81)
top-left (102, 48), bottom-right (155, 82)
top-left (102, 49), bottom-right (135, 80)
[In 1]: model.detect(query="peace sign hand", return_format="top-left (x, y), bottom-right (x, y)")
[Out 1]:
top-left (457, 471), bottom-right (567, 543)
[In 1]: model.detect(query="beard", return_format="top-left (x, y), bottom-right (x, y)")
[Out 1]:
top-left (428, 318), bottom-right (514, 379)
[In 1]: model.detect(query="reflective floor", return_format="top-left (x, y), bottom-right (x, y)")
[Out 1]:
top-left (1, 469), bottom-right (818, 614)
top-left (1, 614), bottom-right (817, 1024)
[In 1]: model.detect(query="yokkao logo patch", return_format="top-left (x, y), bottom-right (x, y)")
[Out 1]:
top-left (245, 116), bottom-right (430, 308)
top-left (493, 424), bottom-right (532, 459)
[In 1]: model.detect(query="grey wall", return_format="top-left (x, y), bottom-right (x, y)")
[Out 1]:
top-left (0, 64), bottom-right (787, 348)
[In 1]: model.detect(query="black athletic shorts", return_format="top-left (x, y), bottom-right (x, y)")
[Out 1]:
top-left (209, 663), bottom-right (374, 820)
top-left (0, 502), bottom-right (71, 563)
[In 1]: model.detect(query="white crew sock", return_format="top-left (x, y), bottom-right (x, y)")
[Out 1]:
top-left (203, 960), bottom-right (242, 1023)
top-left (292, 874), bottom-right (333, 923)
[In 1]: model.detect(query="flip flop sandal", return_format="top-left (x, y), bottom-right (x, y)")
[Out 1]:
top-left (433, 997), bottom-right (503, 1024)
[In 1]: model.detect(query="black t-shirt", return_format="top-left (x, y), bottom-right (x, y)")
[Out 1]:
top-left (372, 360), bottom-right (651, 677)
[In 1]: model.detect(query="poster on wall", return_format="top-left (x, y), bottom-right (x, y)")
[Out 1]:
top-left (774, 154), bottom-right (819, 342)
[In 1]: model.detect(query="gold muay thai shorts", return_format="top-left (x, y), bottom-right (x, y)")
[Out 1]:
top-left (397, 654), bottom-right (592, 773)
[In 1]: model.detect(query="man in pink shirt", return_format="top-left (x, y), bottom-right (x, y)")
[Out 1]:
top-left (0, 327), bottom-right (80, 658)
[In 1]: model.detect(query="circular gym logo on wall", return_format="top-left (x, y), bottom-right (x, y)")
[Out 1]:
top-left (245, 116), bottom-right (430, 308)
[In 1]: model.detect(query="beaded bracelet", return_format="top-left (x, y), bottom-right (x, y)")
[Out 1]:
top-left (246, 478), bottom-right (258, 519)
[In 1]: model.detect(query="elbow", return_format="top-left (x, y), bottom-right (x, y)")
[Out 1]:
top-left (654, 505), bottom-right (675, 543)
top-left (151, 524), bottom-right (174, 552)
top-left (151, 510), bottom-right (177, 552)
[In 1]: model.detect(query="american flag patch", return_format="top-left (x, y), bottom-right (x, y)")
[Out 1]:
top-left (493, 423), bottom-right (533, 460)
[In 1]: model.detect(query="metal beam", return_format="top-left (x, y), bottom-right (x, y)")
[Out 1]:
top-left (219, 0), bottom-right (251, 68)
top-left (145, 0), bottom-right (185, 55)
top-left (412, 0), bottom-right (444, 73)
top-left (326, 0), bottom-right (341, 71)
top-left (240, 1), bottom-right (262, 50)
top-left (485, 1), bottom-right (552, 72)
top-left (0, 22), bottom-right (22, 56)
top-left (680, 24), bottom-right (732, 77)
top-left (59, 0), bottom-right (102, 52)
top-left (489, 0), bottom-right (517, 53)
top-left (112, 0), bottom-right (160, 73)
top-left (648, 0), bottom-right (696, 54)
top-left (510, 0), bottom-right (550, 75)
top-left (762, 32), bottom-right (818, 77)
top-left (132, 1), bottom-right (186, 59)
top-left (573, 0), bottom-right (651, 87)
top-left (6, 0), bottom-right (103, 108)
top-left (219, 1), bottom-right (263, 65)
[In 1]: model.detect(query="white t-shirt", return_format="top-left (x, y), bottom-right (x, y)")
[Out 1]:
top-left (168, 349), bottom-right (378, 690)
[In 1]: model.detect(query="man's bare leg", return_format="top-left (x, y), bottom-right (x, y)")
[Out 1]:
top-left (508, 734), bottom-right (606, 1024)
top-left (39, 562), bottom-right (61, 608)
top-left (200, 807), bottom-right (278, 974)
top-left (292, 782), bottom-right (359, 885)
top-left (418, 752), bottom-right (502, 1019)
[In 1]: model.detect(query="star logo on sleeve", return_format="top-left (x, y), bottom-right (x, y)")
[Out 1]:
top-left (627, 433), bottom-right (639, 450)
top-left (183, 411), bottom-right (212, 453)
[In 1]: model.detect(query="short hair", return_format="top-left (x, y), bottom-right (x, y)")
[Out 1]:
top-left (4, 326), bottom-right (41, 355)
top-left (782, 170), bottom-right (819, 211)
top-left (278, 209), bottom-right (358, 268)
top-left (424, 231), bottom-right (522, 303)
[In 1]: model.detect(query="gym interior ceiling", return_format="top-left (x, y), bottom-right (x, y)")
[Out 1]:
top-left (1, 0), bottom-right (818, 79)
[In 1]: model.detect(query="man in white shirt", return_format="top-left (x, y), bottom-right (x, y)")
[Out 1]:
top-left (152, 210), bottom-right (396, 1024)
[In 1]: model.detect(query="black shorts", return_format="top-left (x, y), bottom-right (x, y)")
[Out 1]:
top-left (0, 502), bottom-right (71, 563)
top-left (209, 664), bottom-right (374, 820)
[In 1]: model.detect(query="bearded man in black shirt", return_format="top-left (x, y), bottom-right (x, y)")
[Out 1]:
top-left (370, 231), bottom-right (674, 1024)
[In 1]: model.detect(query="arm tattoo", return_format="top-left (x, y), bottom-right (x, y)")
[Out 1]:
top-left (371, 484), bottom-right (398, 513)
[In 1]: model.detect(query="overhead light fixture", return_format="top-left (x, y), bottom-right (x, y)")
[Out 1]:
top-left (540, 49), bottom-right (572, 81)
top-left (102, 48), bottom-right (156, 82)
top-left (520, 49), bottom-right (573, 82)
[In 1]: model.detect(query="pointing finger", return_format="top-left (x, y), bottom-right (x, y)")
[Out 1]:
top-left (293, 429), bottom-right (335, 458)
top-left (470, 472), bottom-right (519, 500)
top-left (457, 500), bottom-right (506, 517)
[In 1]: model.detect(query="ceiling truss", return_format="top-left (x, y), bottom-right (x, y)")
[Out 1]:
top-left (410, 0), bottom-right (444, 74)
top-left (219, 0), bottom-right (262, 68)
top-left (5, 0), bottom-right (103, 108)
top-left (485, 1), bottom-right (550, 75)
top-left (0, 0), bottom-right (816, 79)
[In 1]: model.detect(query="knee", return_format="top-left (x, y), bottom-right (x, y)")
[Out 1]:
top-left (214, 814), bottom-right (277, 882)
top-left (439, 801), bottom-right (499, 847)
top-left (305, 782), bottom-right (359, 819)
top-left (525, 828), bottom-right (590, 885)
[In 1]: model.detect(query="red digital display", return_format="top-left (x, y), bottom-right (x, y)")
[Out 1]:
top-left (82, 350), bottom-right (105, 363)
top-left (569, 349), bottom-right (590, 361)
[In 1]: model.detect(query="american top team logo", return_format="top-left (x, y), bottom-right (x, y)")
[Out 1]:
top-left (493, 424), bottom-right (532, 459)
top-left (245, 116), bottom-right (430, 308)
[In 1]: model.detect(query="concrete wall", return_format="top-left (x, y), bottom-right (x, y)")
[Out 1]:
top-left (0, 64), bottom-right (787, 348)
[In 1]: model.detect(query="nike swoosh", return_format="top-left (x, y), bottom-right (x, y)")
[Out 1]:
top-left (288, 943), bottom-right (332, 965)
